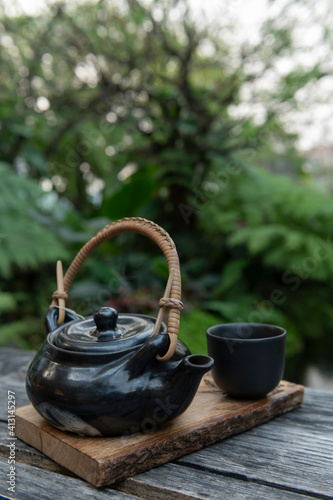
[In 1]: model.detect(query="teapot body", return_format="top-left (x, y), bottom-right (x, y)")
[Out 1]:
top-left (26, 321), bottom-right (211, 436)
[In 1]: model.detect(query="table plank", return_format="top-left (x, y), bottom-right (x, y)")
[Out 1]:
top-left (0, 348), bottom-right (35, 376)
top-left (0, 347), bottom-right (332, 500)
top-left (117, 462), bottom-right (315, 500)
top-left (174, 389), bottom-right (333, 498)
top-left (0, 459), bottom-right (141, 500)
top-left (279, 388), bottom-right (333, 431)
top-left (0, 348), bottom-right (35, 421)
top-left (0, 376), bottom-right (31, 422)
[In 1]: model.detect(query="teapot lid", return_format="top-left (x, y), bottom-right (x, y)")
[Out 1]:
top-left (52, 307), bottom-right (166, 353)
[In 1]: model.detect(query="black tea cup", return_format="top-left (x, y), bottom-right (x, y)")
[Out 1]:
top-left (206, 323), bottom-right (286, 399)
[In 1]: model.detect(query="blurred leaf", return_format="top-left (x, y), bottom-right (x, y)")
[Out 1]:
top-left (179, 309), bottom-right (221, 355)
top-left (217, 259), bottom-right (248, 294)
top-left (0, 292), bottom-right (16, 314)
top-left (0, 162), bottom-right (67, 278)
top-left (100, 169), bottom-right (155, 219)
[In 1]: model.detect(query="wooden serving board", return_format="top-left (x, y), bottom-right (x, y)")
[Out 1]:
top-left (15, 375), bottom-right (304, 487)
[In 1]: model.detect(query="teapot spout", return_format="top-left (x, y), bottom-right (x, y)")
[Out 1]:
top-left (176, 354), bottom-right (214, 407)
top-left (183, 354), bottom-right (214, 375)
top-left (146, 354), bottom-right (214, 425)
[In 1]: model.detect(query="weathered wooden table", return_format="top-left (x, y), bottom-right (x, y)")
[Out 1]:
top-left (0, 347), bottom-right (332, 500)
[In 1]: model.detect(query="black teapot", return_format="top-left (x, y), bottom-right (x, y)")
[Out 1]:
top-left (26, 218), bottom-right (213, 436)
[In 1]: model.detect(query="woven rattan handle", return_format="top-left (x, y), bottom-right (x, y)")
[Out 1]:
top-left (50, 217), bottom-right (183, 361)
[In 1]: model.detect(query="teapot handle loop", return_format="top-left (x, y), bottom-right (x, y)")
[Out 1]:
top-left (50, 217), bottom-right (183, 361)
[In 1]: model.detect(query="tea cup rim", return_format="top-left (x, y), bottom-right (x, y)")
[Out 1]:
top-left (206, 322), bottom-right (286, 342)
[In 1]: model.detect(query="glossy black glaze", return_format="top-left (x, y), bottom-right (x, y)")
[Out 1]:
top-left (206, 323), bottom-right (286, 399)
top-left (27, 307), bottom-right (214, 436)
top-left (93, 307), bottom-right (121, 340)
top-left (44, 307), bottom-right (81, 335)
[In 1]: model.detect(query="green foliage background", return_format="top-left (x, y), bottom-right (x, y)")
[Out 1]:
top-left (1, 0), bottom-right (333, 382)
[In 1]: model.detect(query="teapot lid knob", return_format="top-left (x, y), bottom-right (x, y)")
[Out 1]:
top-left (93, 307), bottom-right (119, 339)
